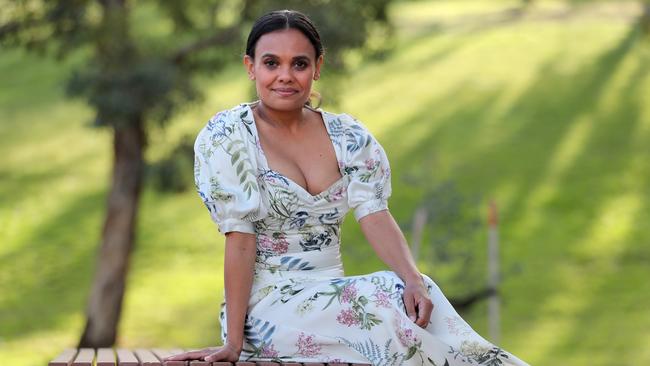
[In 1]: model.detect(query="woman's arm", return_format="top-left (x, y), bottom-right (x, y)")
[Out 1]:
top-left (221, 231), bottom-right (257, 354)
top-left (165, 231), bottom-right (257, 362)
top-left (359, 210), bottom-right (434, 328)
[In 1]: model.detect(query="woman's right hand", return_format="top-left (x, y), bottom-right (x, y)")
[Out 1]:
top-left (163, 343), bottom-right (241, 363)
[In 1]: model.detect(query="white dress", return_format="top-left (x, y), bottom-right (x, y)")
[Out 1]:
top-left (193, 103), bottom-right (529, 366)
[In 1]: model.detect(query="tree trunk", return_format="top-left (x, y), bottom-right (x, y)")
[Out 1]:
top-left (78, 120), bottom-right (146, 347)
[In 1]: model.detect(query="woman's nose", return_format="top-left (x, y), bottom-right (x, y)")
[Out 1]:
top-left (277, 65), bottom-right (293, 83)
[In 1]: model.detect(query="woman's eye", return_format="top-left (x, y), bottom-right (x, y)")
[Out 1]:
top-left (264, 60), bottom-right (278, 68)
top-left (294, 60), bottom-right (308, 70)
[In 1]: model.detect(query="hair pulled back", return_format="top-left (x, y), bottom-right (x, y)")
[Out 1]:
top-left (246, 10), bottom-right (324, 59)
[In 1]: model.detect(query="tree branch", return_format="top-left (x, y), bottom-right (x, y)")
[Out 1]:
top-left (0, 18), bottom-right (44, 40)
top-left (169, 26), bottom-right (240, 65)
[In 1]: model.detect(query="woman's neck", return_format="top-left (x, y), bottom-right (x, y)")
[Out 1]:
top-left (255, 101), bottom-right (307, 132)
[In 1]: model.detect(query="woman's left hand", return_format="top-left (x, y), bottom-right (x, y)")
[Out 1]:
top-left (403, 279), bottom-right (434, 328)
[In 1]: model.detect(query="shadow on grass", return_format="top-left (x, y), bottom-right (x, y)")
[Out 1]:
top-left (535, 42), bottom-right (650, 363)
top-left (0, 190), bottom-right (105, 340)
top-left (345, 24), bottom-right (645, 354)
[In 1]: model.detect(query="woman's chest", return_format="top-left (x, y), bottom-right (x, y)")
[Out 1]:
top-left (256, 169), bottom-right (351, 229)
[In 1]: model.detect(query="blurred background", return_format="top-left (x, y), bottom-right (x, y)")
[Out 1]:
top-left (1, 0), bottom-right (649, 365)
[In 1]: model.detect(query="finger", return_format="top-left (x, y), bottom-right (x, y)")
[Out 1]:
top-left (166, 350), bottom-right (208, 361)
top-left (416, 299), bottom-right (433, 327)
top-left (165, 352), bottom-right (192, 361)
top-left (204, 349), bottom-right (227, 362)
top-left (403, 292), bottom-right (417, 322)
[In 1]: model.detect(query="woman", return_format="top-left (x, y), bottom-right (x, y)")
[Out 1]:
top-left (166, 10), bottom-right (528, 366)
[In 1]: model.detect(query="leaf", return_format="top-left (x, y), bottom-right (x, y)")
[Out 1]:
top-left (237, 161), bottom-right (244, 174)
top-left (405, 346), bottom-right (417, 360)
top-left (287, 257), bottom-right (301, 270)
top-left (227, 140), bottom-right (243, 151)
top-left (322, 294), bottom-right (338, 310)
top-left (231, 151), bottom-right (240, 165)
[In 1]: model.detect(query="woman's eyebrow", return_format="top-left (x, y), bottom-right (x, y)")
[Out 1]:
top-left (259, 53), bottom-right (311, 60)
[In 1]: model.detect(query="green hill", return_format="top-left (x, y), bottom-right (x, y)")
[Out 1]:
top-left (1, 1), bottom-right (649, 365)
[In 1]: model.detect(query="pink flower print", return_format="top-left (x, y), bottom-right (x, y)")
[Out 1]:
top-left (373, 289), bottom-right (391, 308)
top-left (260, 343), bottom-right (279, 358)
top-left (336, 308), bottom-right (360, 327)
top-left (397, 326), bottom-right (418, 347)
top-left (365, 158), bottom-right (376, 170)
top-left (271, 239), bottom-right (289, 254)
top-left (329, 186), bottom-right (345, 201)
top-left (445, 316), bottom-right (472, 336)
top-left (341, 283), bottom-right (358, 303)
top-left (296, 332), bottom-right (322, 357)
top-left (258, 235), bottom-right (274, 250)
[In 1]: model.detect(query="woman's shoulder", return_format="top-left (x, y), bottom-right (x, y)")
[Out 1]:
top-left (320, 108), bottom-right (365, 129)
top-left (319, 108), bottom-right (379, 155)
top-left (196, 103), bottom-right (257, 144)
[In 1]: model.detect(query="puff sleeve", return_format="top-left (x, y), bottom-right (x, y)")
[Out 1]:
top-left (193, 109), bottom-right (265, 234)
top-left (341, 114), bottom-right (392, 221)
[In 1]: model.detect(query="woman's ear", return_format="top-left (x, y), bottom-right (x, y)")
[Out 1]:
top-left (314, 55), bottom-right (324, 80)
top-left (243, 55), bottom-right (255, 80)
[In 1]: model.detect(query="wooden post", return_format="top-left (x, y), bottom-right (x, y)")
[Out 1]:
top-left (410, 207), bottom-right (428, 261)
top-left (488, 200), bottom-right (500, 344)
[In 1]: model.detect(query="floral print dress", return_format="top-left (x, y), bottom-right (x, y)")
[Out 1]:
top-left (193, 102), bottom-right (528, 366)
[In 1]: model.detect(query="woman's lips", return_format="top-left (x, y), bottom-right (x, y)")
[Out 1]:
top-left (272, 88), bottom-right (298, 97)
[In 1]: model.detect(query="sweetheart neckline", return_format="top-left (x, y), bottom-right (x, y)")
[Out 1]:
top-left (244, 102), bottom-right (346, 199)
top-left (264, 168), bottom-right (348, 200)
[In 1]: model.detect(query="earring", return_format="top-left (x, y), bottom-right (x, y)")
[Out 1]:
top-left (249, 74), bottom-right (255, 80)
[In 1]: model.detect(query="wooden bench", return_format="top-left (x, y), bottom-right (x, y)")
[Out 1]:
top-left (48, 348), bottom-right (371, 366)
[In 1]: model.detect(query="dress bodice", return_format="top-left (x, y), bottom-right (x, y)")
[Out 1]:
top-left (193, 102), bottom-right (393, 301)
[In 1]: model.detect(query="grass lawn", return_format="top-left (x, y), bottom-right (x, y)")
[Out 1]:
top-left (1, 1), bottom-right (650, 365)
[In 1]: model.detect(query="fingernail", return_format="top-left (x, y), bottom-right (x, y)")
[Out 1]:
top-left (409, 315), bottom-right (416, 321)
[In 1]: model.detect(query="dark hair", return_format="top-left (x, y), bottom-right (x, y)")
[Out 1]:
top-left (245, 10), bottom-right (324, 59)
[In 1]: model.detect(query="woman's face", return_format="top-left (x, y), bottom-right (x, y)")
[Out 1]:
top-left (244, 28), bottom-right (323, 112)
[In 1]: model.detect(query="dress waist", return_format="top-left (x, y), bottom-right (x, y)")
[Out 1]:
top-left (250, 245), bottom-right (344, 305)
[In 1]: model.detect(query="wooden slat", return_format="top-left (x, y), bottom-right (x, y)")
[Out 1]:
top-left (50, 348), bottom-right (374, 366)
top-left (188, 360), bottom-right (210, 366)
top-left (136, 349), bottom-right (162, 366)
top-left (116, 349), bottom-right (139, 366)
top-left (97, 348), bottom-right (116, 366)
top-left (49, 348), bottom-right (78, 366)
top-left (154, 348), bottom-right (187, 366)
top-left (151, 348), bottom-right (169, 360)
top-left (72, 348), bottom-right (95, 366)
